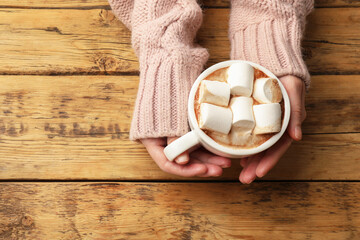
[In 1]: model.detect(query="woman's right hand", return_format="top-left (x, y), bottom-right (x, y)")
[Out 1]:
top-left (141, 137), bottom-right (231, 177)
top-left (238, 76), bottom-right (306, 184)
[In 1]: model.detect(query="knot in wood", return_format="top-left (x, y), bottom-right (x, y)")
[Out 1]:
top-left (21, 216), bottom-right (34, 227)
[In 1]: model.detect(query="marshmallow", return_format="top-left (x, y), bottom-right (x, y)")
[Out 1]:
top-left (253, 78), bottom-right (282, 104)
top-left (227, 62), bottom-right (254, 97)
top-left (199, 80), bottom-right (230, 107)
top-left (253, 103), bottom-right (282, 134)
top-left (230, 97), bottom-right (255, 134)
top-left (199, 103), bottom-right (233, 134)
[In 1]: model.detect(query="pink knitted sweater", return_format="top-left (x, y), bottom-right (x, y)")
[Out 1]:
top-left (108, 0), bottom-right (314, 140)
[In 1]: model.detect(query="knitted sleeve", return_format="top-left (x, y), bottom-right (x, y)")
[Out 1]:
top-left (229, 0), bottom-right (314, 89)
top-left (108, 0), bottom-right (209, 140)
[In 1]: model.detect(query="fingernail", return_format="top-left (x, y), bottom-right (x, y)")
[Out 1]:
top-left (177, 155), bottom-right (188, 164)
top-left (246, 180), bottom-right (253, 184)
top-left (257, 170), bottom-right (265, 178)
top-left (245, 176), bottom-right (255, 184)
top-left (295, 126), bottom-right (302, 140)
top-left (222, 163), bottom-right (231, 168)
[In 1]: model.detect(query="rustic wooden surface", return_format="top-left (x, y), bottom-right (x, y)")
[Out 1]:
top-left (0, 0), bottom-right (359, 239)
top-left (1, 182), bottom-right (360, 239)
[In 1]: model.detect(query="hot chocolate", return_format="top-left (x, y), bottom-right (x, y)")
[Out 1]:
top-left (194, 64), bottom-right (284, 149)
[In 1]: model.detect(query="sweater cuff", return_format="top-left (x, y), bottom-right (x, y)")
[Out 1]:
top-left (129, 47), bottom-right (208, 140)
top-left (108, 0), bottom-right (134, 30)
top-left (230, 17), bottom-right (311, 90)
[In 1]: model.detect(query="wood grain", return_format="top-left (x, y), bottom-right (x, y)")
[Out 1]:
top-left (303, 8), bottom-right (360, 74)
top-left (0, 182), bottom-right (359, 239)
top-left (0, 8), bottom-right (359, 75)
top-left (0, 75), bottom-right (359, 180)
top-left (1, 0), bottom-right (359, 8)
top-left (0, 8), bottom-right (138, 75)
top-left (303, 75), bottom-right (360, 133)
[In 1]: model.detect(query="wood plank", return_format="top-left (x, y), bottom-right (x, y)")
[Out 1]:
top-left (0, 75), bottom-right (358, 180)
top-left (1, 0), bottom-right (359, 8)
top-left (0, 8), bottom-right (138, 75)
top-left (0, 8), bottom-right (359, 75)
top-left (0, 75), bottom-right (136, 133)
top-left (0, 130), bottom-right (359, 180)
top-left (0, 75), bottom-right (357, 135)
top-left (1, 182), bottom-right (359, 239)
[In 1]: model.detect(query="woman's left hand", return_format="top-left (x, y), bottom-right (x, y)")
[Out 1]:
top-left (239, 75), bottom-right (307, 184)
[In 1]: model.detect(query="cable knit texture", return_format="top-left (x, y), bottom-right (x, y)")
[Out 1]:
top-left (108, 0), bottom-right (313, 140)
top-left (108, 0), bottom-right (209, 140)
top-left (229, 0), bottom-right (314, 89)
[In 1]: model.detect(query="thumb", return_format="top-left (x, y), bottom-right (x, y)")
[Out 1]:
top-left (167, 137), bottom-right (190, 165)
top-left (280, 76), bottom-right (305, 141)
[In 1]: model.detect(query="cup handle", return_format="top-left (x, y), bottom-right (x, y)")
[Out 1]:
top-left (164, 131), bottom-right (200, 161)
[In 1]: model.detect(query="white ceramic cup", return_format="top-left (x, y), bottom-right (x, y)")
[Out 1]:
top-left (164, 60), bottom-right (290, 161)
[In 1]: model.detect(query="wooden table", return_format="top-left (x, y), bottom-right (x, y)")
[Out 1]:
top-left (0, 0), bottom-right (359, 239)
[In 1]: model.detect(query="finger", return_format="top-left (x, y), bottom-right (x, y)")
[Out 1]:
top-left (141, 138), bottom-right (166, 147)
top-left (167, 137), bottom-right (189, 165)
top-left (240, 158), bottom-right (248, 168)
top-left (143, 140), bottom-right (207, 177)
top-left (288, 80), bottom-right (304, 141)
top-left (191, 159), bottom-right (223, 177)
top-left (239, 153), bottom-right (264, 184)
top-left (190, 150), bottom-right (231, 168)
top-left (281, 77), bottom-right (304, 141)
top-left (302, 83), bottom-right (307, 122)
top-left (255, 133), bottom-right (293, 178)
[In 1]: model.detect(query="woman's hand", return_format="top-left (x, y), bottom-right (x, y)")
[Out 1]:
top-left (141, 137), bottom-right (231, 178)
top-left (239, 75), bottom-right (307, 184)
